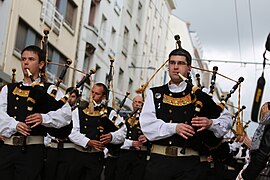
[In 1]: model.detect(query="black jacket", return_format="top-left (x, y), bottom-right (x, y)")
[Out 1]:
top-left (242, 125), bottom-right (270, 180)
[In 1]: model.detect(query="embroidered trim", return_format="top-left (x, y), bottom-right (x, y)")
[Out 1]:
top-left (82, 107), bottom-right (108, 117)
top-left (163, 94), bottom-right (192, 106)
top-left (12, 86), bottom-right (30, 97)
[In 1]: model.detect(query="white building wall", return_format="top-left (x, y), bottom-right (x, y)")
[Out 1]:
top-left (0, 0), bottom-right (82, 88)
top-left (76, 0), bottom-right (175, 108)
top-left (0, 0), bottom-right (12, 71)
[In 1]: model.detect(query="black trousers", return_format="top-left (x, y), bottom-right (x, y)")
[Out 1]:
top-left (104, 156), bottom-right (118, 180)
top-left (144, 154), bottom-right (201, 180)
top-left (0, 144), bottom-right (45, 180)
top-left (44, 147), bottom-right (76, 180)
top-left (115, 149), bottom-right (148, 180)
top-left (67, 150), bottom-right (104, 180)
top-left (198, 160), bottom-right (243, 180)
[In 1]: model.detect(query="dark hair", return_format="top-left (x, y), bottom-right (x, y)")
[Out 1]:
top-left (21, 45), bottom-right (46, 62)
top-left (168, 48), bottom-right (192, 65)
top-left (66, 87), bottom-right (79, 97)
top-left (21, 45), bottom-right (47, 82)
top-left (95, 82), bottom-right (108, 97)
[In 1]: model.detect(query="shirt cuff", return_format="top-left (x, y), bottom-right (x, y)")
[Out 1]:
top-left (168, 123), bottom-right (178, 134)
top-left (9, 120), bottom-right (19, 136)
top-left (124, 139), bottom-right (133, 147)
top-left (82, 137), bottom-right (90, 148)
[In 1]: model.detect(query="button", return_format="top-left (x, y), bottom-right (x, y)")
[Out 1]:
top-left (169, 141), bottom-right (172, 145)
top-left (16, 97), bottom-right (19, 100)
top-left (169, 120), bottom-right (173, 123)
top-left (85, 118), bottom-right (88, 121)
top-left (129, 137), bottom-right (131, 139)
top-left (84, 126), bottom-right (87, 129)
top-left (182, 92), bottom-right (185, 95)
top-left (14, 116), bottom-right (16, 119)
top-left (169, 109), bottom-right (172, 113)
top-left (14, 106), bottom-right (17, 110)
top-left (169, 93), bottom-right (172, 96)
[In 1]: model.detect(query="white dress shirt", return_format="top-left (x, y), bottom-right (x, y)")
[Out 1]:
top-left (139, 81), bottom-right (233, 141)
top-left (69, 106), bottom-right (125, 148)
top-left (0, 79), bottom-right (72, 137)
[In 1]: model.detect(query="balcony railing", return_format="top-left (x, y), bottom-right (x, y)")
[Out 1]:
top-left (41, 0), bottom-right (64, 35)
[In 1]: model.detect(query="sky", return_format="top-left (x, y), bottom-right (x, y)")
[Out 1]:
top-left (173, 0), bottom-right (270, 136)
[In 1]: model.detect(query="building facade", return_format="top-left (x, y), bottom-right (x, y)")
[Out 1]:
top-left (0, 0), bottom-right (82, 89)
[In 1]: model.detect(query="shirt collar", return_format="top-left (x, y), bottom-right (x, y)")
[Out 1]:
top-left (22, 77), bottom-right (41, 86)
top-left (168, 81), bottom-right (187, 93)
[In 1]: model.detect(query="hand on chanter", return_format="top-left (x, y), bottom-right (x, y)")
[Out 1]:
top-left (0, 135), bottom-right (7, 141)
top-left (16, 122), bottom-right (31, 136)
top-left (25, 113), bottom-right (43, 128)
top-left (176, 123), bottom-right (195, 139)
top-left (87, 139), bottom-right (105, 151)
top-left (138, 135), bottom-right (147, 143)
top-left (100, 133), bottom-right (112, 145)
top-left (132, 140), bottom-right (143, 150)
top-left (191, 117), bottom-right (213, 132)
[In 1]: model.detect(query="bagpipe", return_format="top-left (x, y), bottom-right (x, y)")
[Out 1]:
top-left (177, 71), bottom-right (244, 159)
top-left (175, 33), bottom-right (247, 160)
top-left (251, 32), bottom-right (270, 122)
top-left (24, 29), bottom-right (96, 140)
top-left (135, 34), bottom-right (245, 160)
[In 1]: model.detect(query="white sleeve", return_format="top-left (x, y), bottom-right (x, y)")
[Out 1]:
top-left (68, 108), bottom-right (89, 148)
top-left (111, 124), bottom-right (126, 144)
top-left (208, 107), bottom-right (233, 138)
top-left (0, 85), bottom-right (19, 137)
top-left (41, 85), bottom-right (72, 128)
top-left (201, 88), bottom-right (233, 138)
top-left (139, 90), bottom-right (177, 141)
top-left (121, 139), bottom-right (134, 149)
top-left (109, 109), bottom-right (123, 125)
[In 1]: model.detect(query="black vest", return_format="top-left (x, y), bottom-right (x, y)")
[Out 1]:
top-left (7, 82), bottom-right (51, 136)
top-left (78, 105), bottom-right (114, 140)
top-left (151, 84), bottom-right (195, 147)
top-left (125, 114), bottom-right (143, 141)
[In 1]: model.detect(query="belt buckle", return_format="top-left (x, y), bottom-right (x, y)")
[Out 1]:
top-left (86, 147), bottom-right (93, 153)
top-left (13, 136), bottom-right (24, 146)
top-left (165, 146), bottom-right (178, 156)
top-left (57, 142), bottom-right (64, 149)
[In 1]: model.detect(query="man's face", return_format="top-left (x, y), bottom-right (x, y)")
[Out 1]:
top-left (68, 93), bottom-right (77, 107)
top-left (168, 55), bottom-right (191, 85)
top-left (132, 96), bottom-right (143, 111)
top-left (91, 85), bottom-right (105, 104)
top-left (21, 50), bottom-right (44, 79)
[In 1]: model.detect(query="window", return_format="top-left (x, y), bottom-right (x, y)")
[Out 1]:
top-left (47, 45), bottom-right (69, 84)
top-left (15, 19), bottom-right (41, 52)
top-left (118, 68), bottom-right (124, 88)
top-left (122, 26), bottom-right (129, 56)
top-left (94, 64), bottom-right (101, 83)
top-left (132, 39), bottom-right (138, 65)
top-left (100, 14), bottom-right (107, 37)
top-left (88, 2), bottom-right (97, 27)
top-left (109, 27), bottom-right (116, 52)
top-left (56, 0), bottom-right (77, 29)
top-left (83, 43), bottom-right (95, 73)
top-left (128, 78), bottom-right (133, 92)
top-left (15, 19), bottom-right (69, 84)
